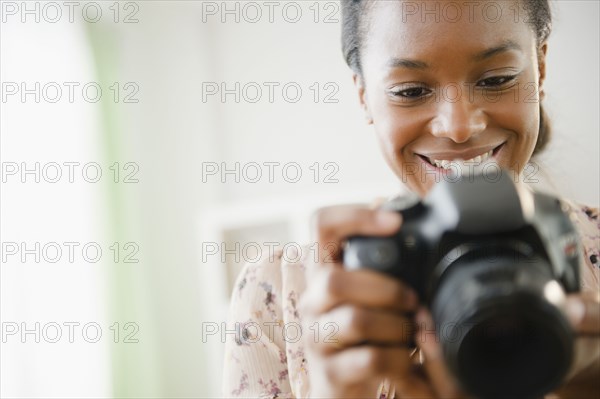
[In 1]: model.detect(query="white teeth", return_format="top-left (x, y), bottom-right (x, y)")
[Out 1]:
top-left (430, 150), bottom-right (493, 169)
top-left (431, 159), bottom-right (453, 170)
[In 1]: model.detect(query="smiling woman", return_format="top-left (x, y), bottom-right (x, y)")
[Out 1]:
top-left (348, 0), bottom-right (550, 198)
top-left (222, 1), bottom-right (600, 398)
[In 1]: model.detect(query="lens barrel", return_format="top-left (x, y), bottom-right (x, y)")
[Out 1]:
top-left (431, 246), bottom-right (574, 399)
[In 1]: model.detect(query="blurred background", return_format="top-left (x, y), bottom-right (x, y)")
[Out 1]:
top-left (1, 1), bottom-right (598, 398)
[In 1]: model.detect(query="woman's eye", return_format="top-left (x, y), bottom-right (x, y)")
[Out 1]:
top-left (389, 86), bottom-right (431, 99)
top-left (477, 75), bottom-right (517, 88)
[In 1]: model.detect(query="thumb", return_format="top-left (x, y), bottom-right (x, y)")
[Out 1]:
top-left (565, 292), bottom-right (600, 335)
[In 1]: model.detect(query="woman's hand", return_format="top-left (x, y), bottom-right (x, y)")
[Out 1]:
top-left (299, 205), bottom-right (466, 399)
top-left (553, 291), bottom-right (600, 398)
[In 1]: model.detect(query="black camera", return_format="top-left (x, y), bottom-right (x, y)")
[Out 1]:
top-left (344, 169), bottom-right (581, 399)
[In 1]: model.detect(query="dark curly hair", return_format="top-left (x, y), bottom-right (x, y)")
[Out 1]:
top-left (341, 0), bottom-right (552, 156)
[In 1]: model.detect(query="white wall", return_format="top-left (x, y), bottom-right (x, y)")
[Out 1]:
top-left (538, 0), bottom-right (600, 205)
top-left (1, 14), bottom-right (110, 399)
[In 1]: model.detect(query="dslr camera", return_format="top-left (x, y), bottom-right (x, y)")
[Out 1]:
top-left (344, 169), bottom-right (581, 399)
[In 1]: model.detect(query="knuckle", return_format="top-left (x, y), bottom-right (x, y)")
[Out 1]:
top-left (390, 280), bottom-right (406, 304)
top-left (346, 307), bottom-right (370, 337)
top-left (311, 205), bottom-right (373, 238)
top-left (358, 347), bottom-right (386, 375)
top-left (356, 208), bottom-right (375, 225)
top-left (323, 361), bottom-right (341, 384)
top-left (311, 206), bottom-right (335, 236)
top-left (323, 268), bottom-right (344, 297)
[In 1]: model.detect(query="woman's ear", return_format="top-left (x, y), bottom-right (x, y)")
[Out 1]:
top-left (352, 73), bottom-right (373, 125)
top-left (537, 42), bottom-right (548, 100)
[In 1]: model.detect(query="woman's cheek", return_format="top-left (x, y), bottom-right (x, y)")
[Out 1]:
top-left (486, 93), bottom-right (539, 171)
top-left (374, 109), bottom-right (432, 195)
top-left (376, 109), bottom-right (421, 161)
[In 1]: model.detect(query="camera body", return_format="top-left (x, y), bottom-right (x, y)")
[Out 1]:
top-left (344, 170), bottom-right (581, 399)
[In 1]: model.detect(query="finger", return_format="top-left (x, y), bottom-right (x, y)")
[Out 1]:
top-left (567, 336), bottom-right (600, 381)
top-left (313, 305), bottom-right (414, 354)
top-left (565, 292), bottom-right (600, 335)
top-left (301, 267), bottom-right (419, 316)
top-left (368, 197), bottom-right (388, 210)
top-left (324, 346), bottom-right (412, 385)
top-left (416, 308), bottom-right (464, 399)
top-left (393, 372), bottom-right (437, 398)
top-left (310, 205), bottom-right (402, 264)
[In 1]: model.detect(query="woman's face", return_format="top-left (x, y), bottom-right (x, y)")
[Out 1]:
top-left (355, 0), bottom-right (547, 197)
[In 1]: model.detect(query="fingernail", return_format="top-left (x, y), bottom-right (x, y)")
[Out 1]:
top-left (404, 289), bottom-right (418, 309)
top-left (565, 298), bottom-right (585, 326)
top-left (415, 307), bottom-right (430, 326)
top-left (376, 211), bottom-right (401, 229)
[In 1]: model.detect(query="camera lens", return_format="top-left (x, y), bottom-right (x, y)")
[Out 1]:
top-left (431, 244), bottom-right (574, 399)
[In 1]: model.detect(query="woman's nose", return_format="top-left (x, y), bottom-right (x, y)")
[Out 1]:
top-left (429, 85), bottom-right (487, 143)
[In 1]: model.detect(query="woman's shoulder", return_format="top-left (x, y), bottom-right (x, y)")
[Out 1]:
top-left (561, 197), bottom-right (599, 227)
top-left (558, 197), bottom-right (599, 292)
top-left (560, 197), bottom-right (599, 248)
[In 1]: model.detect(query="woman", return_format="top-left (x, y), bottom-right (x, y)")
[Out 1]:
top-left (222, 1), bottom-right (600, 398)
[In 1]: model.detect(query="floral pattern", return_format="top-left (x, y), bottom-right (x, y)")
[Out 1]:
top-left (222, 199), bottom-right (599, 398)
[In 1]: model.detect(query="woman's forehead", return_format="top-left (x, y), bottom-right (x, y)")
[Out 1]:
top-left (363, 1), bottom-right (536, 65)
top-left (365, 1), bottom-right (533, 42)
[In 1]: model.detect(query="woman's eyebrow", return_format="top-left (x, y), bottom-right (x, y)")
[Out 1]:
top-left (385, 40), bottom-right (523, 70)
top-left (385, 58), bottom-right (428, 70)
top-left (472, 39), bottom-right (522, 62)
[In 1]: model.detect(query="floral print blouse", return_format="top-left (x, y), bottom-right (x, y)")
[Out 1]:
top-left (222, 197), bottom-right (599, 399)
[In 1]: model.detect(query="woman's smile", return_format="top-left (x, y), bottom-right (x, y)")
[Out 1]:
top-left (414, 141), bottom-right (505, 172)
